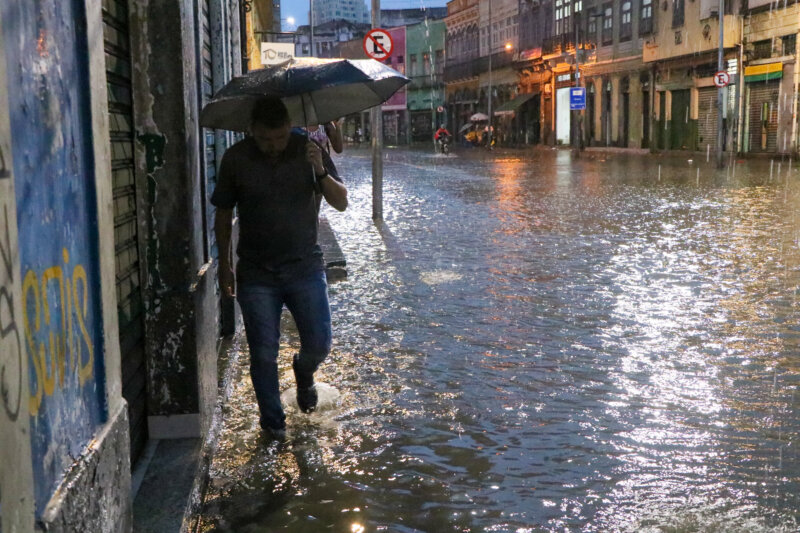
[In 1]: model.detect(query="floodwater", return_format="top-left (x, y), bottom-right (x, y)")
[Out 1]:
top-left (194, 147), bottom-right (800, 532)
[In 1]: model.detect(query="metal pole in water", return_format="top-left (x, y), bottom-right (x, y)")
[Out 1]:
top-left (371, 0), bottom-right (383, 220)
top-left (715, 0), bottom-right (725, 168)
top-left (658, 164), bottom-right (661, 181)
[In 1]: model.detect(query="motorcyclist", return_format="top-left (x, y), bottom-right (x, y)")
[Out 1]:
top-left (434, 125), bottom-right (451, 152)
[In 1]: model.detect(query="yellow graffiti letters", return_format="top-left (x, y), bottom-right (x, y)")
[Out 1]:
top-left (23, 249), bottom-right (95, 416)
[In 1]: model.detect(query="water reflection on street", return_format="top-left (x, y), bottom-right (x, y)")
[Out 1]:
top-left (195, 147), bottom-right (800, 532)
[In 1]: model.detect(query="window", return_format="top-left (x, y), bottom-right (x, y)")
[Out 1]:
top-left (556, 0), bottom-right (572, 35)
top-left (602, 3), bottom-right (613, 45)
top-left (620, 1), bottom-right (632, 41)
top-left (423, 52), bottom-right (431, 75)
top-left (752, 39), bottom-right (772, 59)
top-left (410, 54), bottom-right (418, 76)
top-left (782, 34), bottom-right (796, 56)
top-left (588, 10), bottom-right (598, 44)
top-left (672, 0), bottom-right (684, 28)
top-left (640, 0), bottom-right (653, 35)
top-left (435, 50), bottom-right (444, 74)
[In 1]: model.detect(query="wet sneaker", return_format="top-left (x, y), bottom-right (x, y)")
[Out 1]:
top-left (296, 385), bottom-right (318, 414)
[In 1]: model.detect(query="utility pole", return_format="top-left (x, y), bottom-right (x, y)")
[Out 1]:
top-left (715, 0), bottom-right (724, 168)
top-left (574, 10), bottom-right (581, 154)
top-left (371, 0), bottom-right (383, 220)
top-left (487, 0), bottom-right (493, 149)
top-left (309, 0), bottom-right (314, 56)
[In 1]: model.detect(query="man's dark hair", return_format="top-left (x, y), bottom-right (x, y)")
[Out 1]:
top-left (250, 96), bottom-right (290, 129)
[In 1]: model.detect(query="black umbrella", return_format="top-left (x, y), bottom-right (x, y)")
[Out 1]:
top-left (200, 57), bottom-right (410, 132)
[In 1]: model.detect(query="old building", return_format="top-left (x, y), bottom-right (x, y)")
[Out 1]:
top-left (577, 0), bottom-right (653, 148)
top-left (507, 0), bottom-right (554, 146)
top-left (478, 0), bottom-right (520, 145)
top-left (407, 19), bottom-right (448, 142)
top-left (643, 0), bottom-right (742, 151)
top-left (1, 0), bottom-right (245, 530)
top-left (445, 0), bottom-right (481, 135)
top-left (741, 0), bottom-right (799, 154)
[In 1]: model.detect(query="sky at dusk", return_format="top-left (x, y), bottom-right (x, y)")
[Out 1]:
top-left (280, 0), bottom-right (448, 29)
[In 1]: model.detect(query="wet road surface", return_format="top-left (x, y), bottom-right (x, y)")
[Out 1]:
top-left (194, 147), bottom-right (800, 532)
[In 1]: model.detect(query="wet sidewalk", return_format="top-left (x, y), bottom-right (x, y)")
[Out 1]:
top-left (131, 218), bottom-right (347, 533)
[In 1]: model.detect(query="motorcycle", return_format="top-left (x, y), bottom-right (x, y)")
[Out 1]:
top-left (437, 134), bottom-right (451, 155)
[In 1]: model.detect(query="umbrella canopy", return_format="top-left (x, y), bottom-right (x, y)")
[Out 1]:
top-left (200, 57), bottom-right (410, 132)
top-left (458, 123), bottom-right (473, 134)
top-left (469, 112), bottom-right (489, 122)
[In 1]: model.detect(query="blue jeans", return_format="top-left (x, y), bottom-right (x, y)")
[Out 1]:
top-left (237, 269), bottom-right (332, 430)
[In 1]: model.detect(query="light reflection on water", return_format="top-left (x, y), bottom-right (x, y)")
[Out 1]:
top-left (196, 148), bottom-right (800, 532)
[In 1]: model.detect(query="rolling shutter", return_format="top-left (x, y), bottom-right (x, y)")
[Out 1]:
top-left (102, 0), bottom-right (148, 463)
top-left (697, 87), bottom-right (718, 153)
top-left (748, 81), bottom-right (779, 153)
top-left (200, 0), bottom-right (218, 261)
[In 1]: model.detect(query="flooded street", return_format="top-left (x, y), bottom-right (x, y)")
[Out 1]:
top-left (195, 147), bottom-right (800, 532)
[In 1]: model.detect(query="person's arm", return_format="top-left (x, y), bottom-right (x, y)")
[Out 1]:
top-left (324, 121), bottom-right (344, 154)
top-left (215, 208), bottom-right (235, 297)
top-left (307, 141), bottom-right (347, 211)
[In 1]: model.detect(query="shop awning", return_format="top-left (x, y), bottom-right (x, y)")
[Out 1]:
top-left (494, 92), bottom-right (538, 116)
top-left (744, 62), bottom-right (783, 83)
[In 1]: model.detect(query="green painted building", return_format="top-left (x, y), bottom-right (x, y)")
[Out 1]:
top-left (405, 19), bottom-right (447, 142)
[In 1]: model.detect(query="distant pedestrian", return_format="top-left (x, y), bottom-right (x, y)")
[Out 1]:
top-left (305, 120), bottom-right (344, 154)
top-left (212, 96), bottom-right (348, 439)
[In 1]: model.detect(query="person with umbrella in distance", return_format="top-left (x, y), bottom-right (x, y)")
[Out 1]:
top-left (211, 96), bottom-right (348, 439)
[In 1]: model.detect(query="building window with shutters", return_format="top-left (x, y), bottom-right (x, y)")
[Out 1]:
top-left (782, 34), bottom-right (796, 56)
top-left (588, 9), bottom-right (598, 46)
top-left (435, 50), bottom-right (444, 75)
top-left (423, 52), bottom-right (431, 75)
top-left (753, 39), bottom-right (772, 60)
top-left (620, 1), bottom-right (632, 41)
top-left (602, 3), bottom-right (613, 45)
top-left (640, 0), bottom-right (653, 35)
top-left (672, 0), bottom-right (684, 28)
top-left (410, 54), bottom-right (417, 76)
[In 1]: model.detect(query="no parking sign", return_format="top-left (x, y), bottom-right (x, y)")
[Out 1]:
top-left (363, 29), bottom-right (393, 61)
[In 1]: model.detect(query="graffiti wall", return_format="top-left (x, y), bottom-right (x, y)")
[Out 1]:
top-left (1, 0), bottom-right (107, 516)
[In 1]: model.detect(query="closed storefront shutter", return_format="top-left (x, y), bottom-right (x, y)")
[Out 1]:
top-left (200, 0), bottom-right (218, 259)
top-left (697, 87), bottom-right (718, 153)
top-left (102, 0), bottom-right (148, 463)
top-left (748, 81), bottom-right (779, 153)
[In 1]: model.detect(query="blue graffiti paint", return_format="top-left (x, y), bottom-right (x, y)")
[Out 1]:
top-left (2, 0), bottom-right (107, 516)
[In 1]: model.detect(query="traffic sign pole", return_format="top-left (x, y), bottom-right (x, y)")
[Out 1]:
top-left (716, 0), bottom-right (725, 169)
top-left (370, 1), bottom-right (383, 221)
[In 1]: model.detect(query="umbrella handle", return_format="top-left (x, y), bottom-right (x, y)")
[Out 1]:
top-left (311, 165), bottom-right (321, 194)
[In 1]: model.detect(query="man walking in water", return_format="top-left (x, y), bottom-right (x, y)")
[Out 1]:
top-left (212, 96), bottom-right (348, 438)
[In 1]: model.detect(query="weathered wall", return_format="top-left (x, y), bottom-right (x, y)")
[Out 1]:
top-left (3, 0), bottom-right (109, 516)
top-left (130, 0), bottom-right (222, 438)
top-left (1, 0), bottom-right (131, 530)
top-left (0, 7), bottom-right (36, 532)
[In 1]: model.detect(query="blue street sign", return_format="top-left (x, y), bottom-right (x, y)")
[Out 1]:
top-left (570, 87), bottom-right (586, 110)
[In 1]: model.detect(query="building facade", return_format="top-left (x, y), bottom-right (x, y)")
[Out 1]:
top-left (1, 0), bottom-right (245, 530)
top-left (444, 0), bottom-right (481, 135)
top-left (407, 19), bottom-right (448, 142)
top-left (643, 0), bottom-right (742, 152)
top-left (741, 0), bottom-right (800, 154)
top-left (580, 0), bottom-right (653, 148)
top-left (314, 0), bottom-right (370, 26)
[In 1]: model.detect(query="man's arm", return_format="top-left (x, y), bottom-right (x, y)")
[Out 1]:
top-left (214, 208), bottom-right (235, 297)
top-left (325, 121), bottom-right (344, 154)
top-left (318, 174), bottom-right (348, 211)
top-left (307, 141), bottom-right (348, 211)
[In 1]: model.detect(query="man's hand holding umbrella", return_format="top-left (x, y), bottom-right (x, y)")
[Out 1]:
top-left (306, 138), bottom-right (347, 211)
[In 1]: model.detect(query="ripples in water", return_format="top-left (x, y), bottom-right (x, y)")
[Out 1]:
top-left (195, 148), bottom-right (800, 532)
